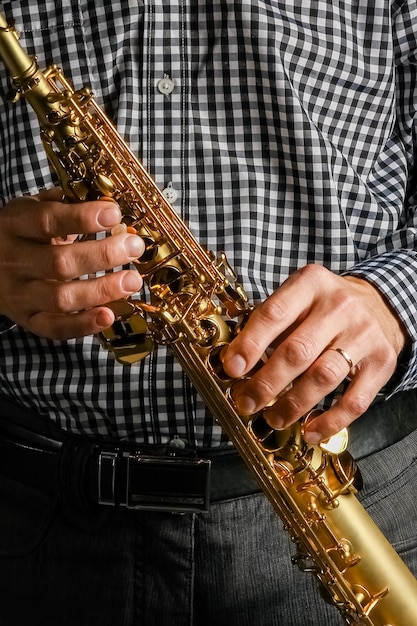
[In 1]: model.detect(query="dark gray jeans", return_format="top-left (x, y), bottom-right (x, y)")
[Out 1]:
top-left (0, 399), bottom-right (416, 625)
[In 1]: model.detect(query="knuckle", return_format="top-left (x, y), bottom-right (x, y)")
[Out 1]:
top-left (313, 360), bottom-right (344, 387)
top-left (297, 263), bottom-right (323, 281)
top-left (259, 294), bottom-right (288, 325)
top-left (279, 391), bottom-right (304, 416)
top-left (360, 345), bottom-right (398, 380)
top-left (243, 334), bottom-right (266, 357)
top-left (230, 332), bottom-right (266, 368)
top-left (380, 343), bottom-right (398, 369)
top-left (96, 240), bottom-right (118, 269)
top-left (346, 391), bottom-right (371, 417)
top-left (250, 376), bottom-right (277, 404)
top-left (52, 283), bottom-right (74, 313)
top-left (282, 336), bottom-right (315, 368)
top-left (296, 263), bottom-right (329, 289)
top-left (95, 275), bottom-right (122, 304)
top-left (50, 248), bottom-right (74, 279)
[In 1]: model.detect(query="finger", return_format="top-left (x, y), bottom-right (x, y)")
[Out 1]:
top-left (27, 306), bottom-right (117, 340)
top-left (263, 347), bottom-right (358, 429)
top-left (223, 266), bottom-right (330, 379)
top-left (262, 336), bottom-right (395, 432)
top-left (302, 367), bottom-right (392, 444)
top-left (223, 279), bottom-right (305, 378)
top-left (5, 194), bottom-right (122, 241)
top-left (18, 270), bottom-right (143, 316)
top-left (18, 232), bottom-right (145, 281)
top-left (229, 305), bottom-right (348, 416)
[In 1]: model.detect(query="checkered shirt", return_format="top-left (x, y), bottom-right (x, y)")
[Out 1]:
top-left (1, 0), bottom-right (417, 446)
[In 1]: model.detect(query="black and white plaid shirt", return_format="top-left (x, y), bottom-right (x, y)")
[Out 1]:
top-left (1, 0), bottom-right (417, 446)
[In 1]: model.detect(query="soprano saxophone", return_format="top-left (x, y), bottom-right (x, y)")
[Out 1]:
top-left (1, 15), bottom-right (417, 625)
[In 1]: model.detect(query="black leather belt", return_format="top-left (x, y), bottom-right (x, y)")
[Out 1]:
top-left (0, 396), bottom-right (261, 514)
top-left (1, 390), bottom-right (417, 513)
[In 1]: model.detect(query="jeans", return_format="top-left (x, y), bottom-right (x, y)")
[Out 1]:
top-left (0, 404), bottom-right (417, 625)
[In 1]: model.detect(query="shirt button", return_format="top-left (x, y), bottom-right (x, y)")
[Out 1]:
top-left (169, 437), bottom-right (186, 450)
top-left (157, 75), bottom-right (175, 95)
top-left (162, 182), bottom-right (178, 203)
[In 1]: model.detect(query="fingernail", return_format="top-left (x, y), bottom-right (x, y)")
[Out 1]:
top-left (95, 309), bottom-right (113, 329)
top-left (122, 272), bottom-right (142, 293)
top-left (224, 354), bottom-right (247, 378)
top-left (263, 409), bottom-right (285, 430)
top-left (235, 394), bottom-right (257, 416)
top-left (98, 206), bottom-right (122, 228)
top-left (303, 430), bottom-right (323, 444)
top-left (124, 235), bottom-right (144, 259)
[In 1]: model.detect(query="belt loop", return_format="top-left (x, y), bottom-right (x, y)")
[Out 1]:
top-left (98, 450), bottom-right (122, 506)
top-left (57, 438), bottom-right (96, 509)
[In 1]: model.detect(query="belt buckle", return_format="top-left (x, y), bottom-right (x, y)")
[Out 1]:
top-left (126, 454), bottom-right (211, 513)
top-left (98, 450), bottom-right (211, 513)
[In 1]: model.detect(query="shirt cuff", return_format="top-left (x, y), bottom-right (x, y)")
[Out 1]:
top-left (342, 249), bottom-right (417, 394)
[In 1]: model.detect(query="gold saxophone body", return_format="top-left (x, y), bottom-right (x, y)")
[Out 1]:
top-left (1, 14), bottom-right (417, 625)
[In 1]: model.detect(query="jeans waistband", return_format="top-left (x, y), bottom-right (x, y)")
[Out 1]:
top-left (347, 389), bottom-right (417, 460)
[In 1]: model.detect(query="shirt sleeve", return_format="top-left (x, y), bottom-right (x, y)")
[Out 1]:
top-left (342, 1), bottom-right (417, 393)
top-left (345, 250), bottom-right (417, 393)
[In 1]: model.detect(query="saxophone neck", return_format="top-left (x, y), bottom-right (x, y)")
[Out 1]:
top-left (0, 13), bottom-right (51, 105)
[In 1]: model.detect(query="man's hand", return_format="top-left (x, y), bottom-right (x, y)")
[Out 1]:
top-left (0, 188), bottom-right (144, 339)
top-left (223, 264), bottom-right (408, 443)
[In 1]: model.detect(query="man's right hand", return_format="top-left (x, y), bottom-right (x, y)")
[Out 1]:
top-left (0, 188), bottom-right (144, 340)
